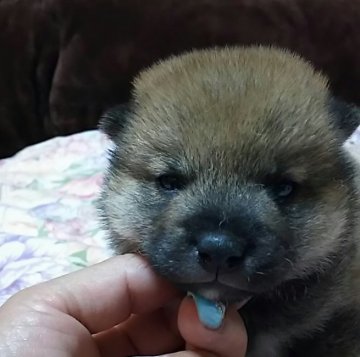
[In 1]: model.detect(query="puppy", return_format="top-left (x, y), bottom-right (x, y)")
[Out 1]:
top-left (99, 46), bottom-right (360, 356)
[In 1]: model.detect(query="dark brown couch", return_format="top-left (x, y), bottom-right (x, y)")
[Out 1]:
top-left (1, 0), bottom-right (360, 158)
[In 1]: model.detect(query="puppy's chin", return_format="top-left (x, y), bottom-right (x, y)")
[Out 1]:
top-left (177, 282), bottom-right (254, 305)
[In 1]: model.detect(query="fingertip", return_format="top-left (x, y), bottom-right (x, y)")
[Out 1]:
top-left (178, 298), bottom-right (248, 357)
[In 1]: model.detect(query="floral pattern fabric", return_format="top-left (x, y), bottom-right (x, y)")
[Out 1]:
top-left (0, 130), bottom-right (112, 305)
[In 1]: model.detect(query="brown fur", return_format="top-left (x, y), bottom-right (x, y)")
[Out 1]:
top-left (99, 47), bottom-right (360, 356)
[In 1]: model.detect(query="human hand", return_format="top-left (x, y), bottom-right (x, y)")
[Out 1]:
top-left (0, 254), bottom-right (247, 357)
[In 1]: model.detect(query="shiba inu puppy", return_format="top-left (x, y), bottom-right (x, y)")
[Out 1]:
top-left (99, 47), bottom-right (360, 356)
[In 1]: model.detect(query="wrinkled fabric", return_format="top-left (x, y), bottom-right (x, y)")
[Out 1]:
top-left (0, 130), bottom-right (112, 306)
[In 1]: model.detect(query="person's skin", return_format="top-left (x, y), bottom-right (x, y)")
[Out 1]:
top-left (0, 254), bottom-right (248, 357)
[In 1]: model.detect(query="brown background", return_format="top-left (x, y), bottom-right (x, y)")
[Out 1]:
top-left (0, 0), bottom-right (359, 158)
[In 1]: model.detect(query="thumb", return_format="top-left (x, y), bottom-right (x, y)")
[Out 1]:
top-left (177, 297), bottom-right (248, 357)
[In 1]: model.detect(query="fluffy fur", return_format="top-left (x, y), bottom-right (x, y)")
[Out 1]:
top-left (99, 47), bottom-right (360, 356)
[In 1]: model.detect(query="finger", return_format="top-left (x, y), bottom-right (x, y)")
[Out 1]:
top-left (95, 300), bottom-right (184, 357)
top-left (178, 297), bottom-right (248, 357)
top-left (13, 254), bottom-right (180, 334)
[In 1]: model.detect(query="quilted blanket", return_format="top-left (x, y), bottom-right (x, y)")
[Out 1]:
top-left (1, 128), bottom-right (360, 306)
top-left (0, 130), bottom-right (112, 305)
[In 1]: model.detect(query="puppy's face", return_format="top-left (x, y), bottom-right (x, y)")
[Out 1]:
top-left (100, 47), bottom-right (356, 303)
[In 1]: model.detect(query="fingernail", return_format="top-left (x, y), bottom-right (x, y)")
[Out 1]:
top-left (187, 292), bottom-right (226, 330)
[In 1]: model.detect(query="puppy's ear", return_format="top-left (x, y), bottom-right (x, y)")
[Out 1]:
top-left (99, 103), bottom-right (132, 140)
top-left (328, 98), bottom-right (360, 140)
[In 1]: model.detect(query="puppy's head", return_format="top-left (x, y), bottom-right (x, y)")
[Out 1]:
top-left (99, 47), bottom-right (359, 303)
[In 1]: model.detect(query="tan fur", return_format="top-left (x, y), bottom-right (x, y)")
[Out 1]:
top-left (99, 46), bottom-right (360, 356)
top-left (127, 47), bottom-right (338, 185)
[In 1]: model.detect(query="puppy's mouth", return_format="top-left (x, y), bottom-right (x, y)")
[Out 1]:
top-left (177, 281), bottom-right (254, 305)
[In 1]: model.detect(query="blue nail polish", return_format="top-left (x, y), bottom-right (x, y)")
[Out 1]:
top-left (188, 292), bottom-right (226, 330)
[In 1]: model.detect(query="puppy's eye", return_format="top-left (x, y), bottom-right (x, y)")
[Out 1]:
top-left (157, 174), bottom-right (185, 191)
top-left (267, 180), bottom-right (297, 199)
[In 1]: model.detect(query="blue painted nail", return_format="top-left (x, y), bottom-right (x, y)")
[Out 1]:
top-left (188, 292), bottom-right (226, 330)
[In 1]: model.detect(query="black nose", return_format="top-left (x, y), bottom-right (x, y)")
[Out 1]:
top-left (196, 233), bottom-right (244, 274)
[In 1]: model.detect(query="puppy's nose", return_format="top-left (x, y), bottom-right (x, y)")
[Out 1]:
top-left (196, 233), bottom-right (243, 274)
